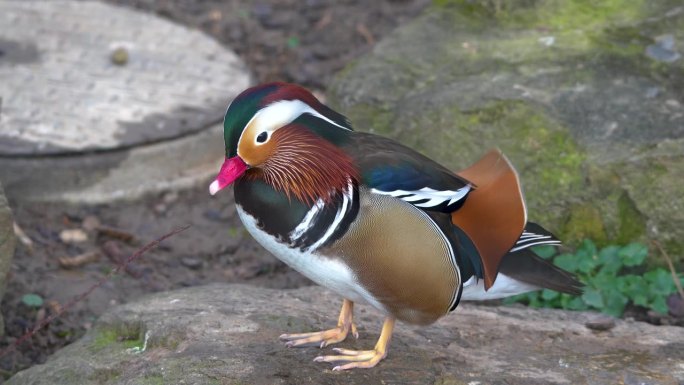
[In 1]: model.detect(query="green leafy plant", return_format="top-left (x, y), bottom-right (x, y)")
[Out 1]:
top-left (21, 293), bottom-right (44, 308)
top-left (506, 240), bottom-right (684, 317)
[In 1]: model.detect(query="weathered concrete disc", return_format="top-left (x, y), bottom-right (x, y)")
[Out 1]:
top-left (0, 1), bottom-right (248, 155)
top-left (0, 1), bottom-right (251, 203)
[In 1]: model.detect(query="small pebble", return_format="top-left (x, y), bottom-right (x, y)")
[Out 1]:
top-left (81, 215), bottom-right (101, 232)
top-left (59, 228), bottom-right (88, 244)
top-left (35, 308), bottom-right (46, 324)
top-left (645, 34), bottom-right (681, 63)
top-left (154, 203), bottom-right (168, 215)
top-left (181, 257), bottom-right (203, 270)
top-left (667, 294), bottom-right (684, 317)
top-left (111, 47), bottom-right (129, 65)
top-left (585, 314), bottom-right (616, 331)
top-left (162, 191), bottom-right (179, 205)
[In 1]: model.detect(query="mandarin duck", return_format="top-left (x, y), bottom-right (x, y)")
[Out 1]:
top-left (210, 82), bottom-right (582, 370)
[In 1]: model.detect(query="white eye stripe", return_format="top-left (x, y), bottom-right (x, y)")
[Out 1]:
top-left (262, 100), bottom-right (348, 130)
top-left (238, 99), bottom-right (347, 153)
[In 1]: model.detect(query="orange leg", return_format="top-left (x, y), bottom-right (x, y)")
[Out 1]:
top-left (314, 316), bottom-right (395, 371)
top-left (279, 299), bottom-right (358, 348)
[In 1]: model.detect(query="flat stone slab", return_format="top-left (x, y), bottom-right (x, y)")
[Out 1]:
top-left (8, 284), bottom-right (684, 384)
top-left (0, 1), bottom-right (250, 203)
top-left (0, 1), bottom-right (248, 155)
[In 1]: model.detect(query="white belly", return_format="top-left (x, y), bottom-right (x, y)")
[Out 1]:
top-left (460, 274), bottom-right (539, 301)
top-left (236, 206), bottom-right (382, 309)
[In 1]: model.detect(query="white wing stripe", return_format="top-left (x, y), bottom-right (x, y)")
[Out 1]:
top-left (290, 199), bottom-right (325, 241)
top-left (510, 240), bottom-right (561, 253)
top-left (306, 179), bottom-right (354, 252)
top-left (515, 235), bottom-right (551, 244)
top-left (370, 185), bottom-right (471, 208)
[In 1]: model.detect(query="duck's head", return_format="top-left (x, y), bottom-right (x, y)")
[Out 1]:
top-left (210, 82), bottom-right (356, 203)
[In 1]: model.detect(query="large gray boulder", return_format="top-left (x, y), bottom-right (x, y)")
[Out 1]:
top-left (7, 284), bottom-right (684, 384)
top-left (0, 182), bottom-right (15, 336)
top-left (329, 1), bottom-right (684, 263)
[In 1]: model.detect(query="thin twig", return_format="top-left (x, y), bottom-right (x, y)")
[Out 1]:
top-left (356, 23), bottom-right (375, 45)
top-left (13, 222), bottom-right (34, 251)
top-left (96, 225), bottom-right (136, 243)
top-left (0, 225), bottom-right (190, 359)
top-left (653, 240), bottom-right (684, 299)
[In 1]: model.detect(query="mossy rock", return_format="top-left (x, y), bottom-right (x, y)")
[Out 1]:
top-left (330, 0), bottom-right (684, 264)
top-left (8, 284), bottom-right (684, 384)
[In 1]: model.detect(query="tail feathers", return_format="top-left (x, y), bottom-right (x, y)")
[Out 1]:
top-left (512, 222), bottom-right (562, 252)
top-left (498, 248), bottom-right (583, 296)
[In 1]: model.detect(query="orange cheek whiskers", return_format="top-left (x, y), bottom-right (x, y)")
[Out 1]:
top-left (259, 126), bottom-right (358, 206)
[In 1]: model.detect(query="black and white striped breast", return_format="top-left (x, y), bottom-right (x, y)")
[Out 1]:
top-left (234, 178), bottom-right (359, 252)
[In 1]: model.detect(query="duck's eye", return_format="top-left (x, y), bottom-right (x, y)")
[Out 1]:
top-left (256, 132), bottom-right (268, 144)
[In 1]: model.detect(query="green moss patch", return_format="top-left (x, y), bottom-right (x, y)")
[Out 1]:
top-left (616, 191), bottom-right (646, 244)
top-left (91, 322), bottom-right (145, 352)
top-left (393, 100), bottom-right (587, 229)
top-left (561, 204), bottom-right (608, 245)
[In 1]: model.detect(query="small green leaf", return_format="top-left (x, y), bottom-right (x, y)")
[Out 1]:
top-left (632, 293), bottom-right (648, 307)
top-left (528, 295), bottom-right (543, 308)
top-left (644, 269), bottom-right (675, 295)
top-left (541, 289), bottom-right (560, 301)
top-left (532, 245), bottom-right (557, 259)
top-left (577, 254), bottom-right (599, 274)
top-left (598, 245), bottom-right (620, 263)
top-left (618, 243), bottom-right (648, 267)
top-left (554, 253), bottom-right (579, 272)
top-left (603, 290), bottom-right (628, 317)
top-left (582, 288), bottom-right (604, 309)
top-left (22, 294), bottom-right (44, 308)
top-left (566, 296), bottom-right (589, 310)
top-left (618, 275), bottom-right (645, 298)
top-left (579, 239), bottom-right (598, 256)
top-left (597, 245), bottom-right (621, 275)
top-left (503, 295), bottom-right (517, 304)
top-left (287, 36), bottom-right (300, 49)
top-left (648, 296), bottom-right (669, 314)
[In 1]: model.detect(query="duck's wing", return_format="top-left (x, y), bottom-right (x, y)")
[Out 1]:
top-left (347, 132), bottom-right (473, 213)
top-left (347, 134), bottom-right (535, 291)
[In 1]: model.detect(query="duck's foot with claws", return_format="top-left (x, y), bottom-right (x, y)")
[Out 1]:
top-left (314, 317), bottom-right (395, 371)
top-left (279, 299), bottom-right (358, 348)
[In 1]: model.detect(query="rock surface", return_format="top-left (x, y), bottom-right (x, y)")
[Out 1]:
top-left (0, 1), bottom-right (250, 203)
top-left (8, 284), bottom-right (684, 384)
top-left (0, 182), bottom-right (15, 336)
top-left (329, 1), bottom-right (684, 262)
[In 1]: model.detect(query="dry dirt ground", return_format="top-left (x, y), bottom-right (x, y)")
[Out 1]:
top-left (0, 0), bottom-right (431, 379)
